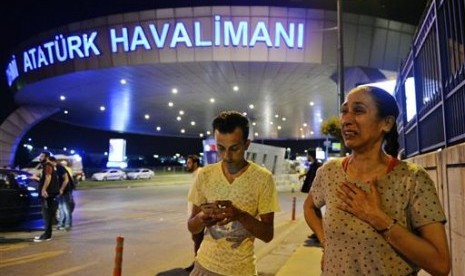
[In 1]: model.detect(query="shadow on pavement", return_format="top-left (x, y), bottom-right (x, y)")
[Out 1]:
top-left (303, 237), bottom-right (323, 248)
top-left (0, 218), bottom-right (43, 233)
top-left (155, 268), bottom-right (190, 276)
top-left (0, 237), bottom-right (33, 243)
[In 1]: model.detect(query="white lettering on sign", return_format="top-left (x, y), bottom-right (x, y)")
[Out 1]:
top-left (22, 32), bottom-right (101, 73)
top-left (5, 56), bottom-right (19, 87)
top-left (109, 16), bottom-right (304, 52)
top-left (6, 15), bottom-right (305, 87)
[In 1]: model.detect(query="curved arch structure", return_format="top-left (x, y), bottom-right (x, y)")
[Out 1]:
top-left (3, 6), bottom-right (416, 163)
top-left (0, 106), bottom-right (59, 167)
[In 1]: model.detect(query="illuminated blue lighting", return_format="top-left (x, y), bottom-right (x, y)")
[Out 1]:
top-left (110, 87), bottom-right (131, 131)
top-left (5, 55), bottom-right (19, 86)
top-left (7, 16), bottom-right (305, 86)
top-left (22, 33), bottom-right (101, 73)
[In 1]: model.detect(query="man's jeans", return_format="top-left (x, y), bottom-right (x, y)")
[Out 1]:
top-left (57, 192), bottom-right (73, 228)
top-left (41, 196), bottom-right (58, 237)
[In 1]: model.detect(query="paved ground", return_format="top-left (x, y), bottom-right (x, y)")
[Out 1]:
top-left (1, 176), bottom-right (323, 275)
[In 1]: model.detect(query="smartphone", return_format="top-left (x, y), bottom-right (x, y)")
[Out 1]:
top-left (200, 203), bottom-right (217, 213)
top-left (216, 200), bottom-right (231, 209)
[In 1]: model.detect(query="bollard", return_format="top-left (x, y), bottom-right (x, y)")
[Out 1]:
top-left (291, 197), bottom-right (296, 221)
top-left (113, 235), bottom-right (124, 276)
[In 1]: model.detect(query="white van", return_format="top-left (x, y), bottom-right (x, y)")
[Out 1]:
top-left (23, 154), bottom-right (85, 182)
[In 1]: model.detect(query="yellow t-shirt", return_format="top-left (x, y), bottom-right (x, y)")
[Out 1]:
top-left (189, 161), bottom-right (280, 276)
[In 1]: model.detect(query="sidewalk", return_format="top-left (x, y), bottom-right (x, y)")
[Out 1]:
top-left (275, 242), bottom-right (323, 276)
top-left (272, 218), bottom-right (323, 276)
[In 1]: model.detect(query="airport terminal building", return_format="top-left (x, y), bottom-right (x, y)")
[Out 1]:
top-left (1, 1), bottom-right (464, 274)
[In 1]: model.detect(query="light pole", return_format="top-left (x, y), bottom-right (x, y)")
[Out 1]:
top-left (337, 0), bottom-right (345, 112)
top-left (337, 0), bottom-right (347, 156)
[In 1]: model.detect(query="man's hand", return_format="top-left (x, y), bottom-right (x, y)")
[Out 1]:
top-left (210, 200), bottom-right (245, 226)
top-left (199, 204), bottom-right (222, 227)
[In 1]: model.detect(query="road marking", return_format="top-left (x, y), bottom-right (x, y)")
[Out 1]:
top-left (0, 250), bottom-right (65, 268)
top-left (46, 261), bottom-right (99, 276)
top-left (0, 243), bottom-right (29, 251)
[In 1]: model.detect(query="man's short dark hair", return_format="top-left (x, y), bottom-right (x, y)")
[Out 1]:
top-left (212, 111), bottom-right (249, 141)
top-left (49, 156), bottom-right (57, 162)
top-left (188, 154), bottom-right (200, 166)
top-left (40, 151), bottom-right (52, 158)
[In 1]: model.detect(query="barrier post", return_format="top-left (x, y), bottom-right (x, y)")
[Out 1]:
top-left (113, 235), bottom-right (124, 276)
top-left (291, 197), bottom-right (296, 221)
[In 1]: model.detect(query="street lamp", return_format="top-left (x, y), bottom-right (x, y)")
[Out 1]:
top-left (337, 0), bottom-right (345, 112)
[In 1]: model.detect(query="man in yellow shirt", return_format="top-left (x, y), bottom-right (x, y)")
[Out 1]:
top-left (188, 111), bottom-right (280, 276)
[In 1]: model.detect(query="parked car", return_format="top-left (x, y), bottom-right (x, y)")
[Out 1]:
top-left (0, 169), bottom-right (41, 226)
top-left (126, 168), bottom-right (154, 180)
top-left (91, 169), bottom-right (127, 181)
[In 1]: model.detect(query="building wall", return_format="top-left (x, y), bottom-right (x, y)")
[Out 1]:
top-left (408, 142), bottom-right (465, 276)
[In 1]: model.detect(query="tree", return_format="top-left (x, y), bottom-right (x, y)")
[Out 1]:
top-left (320, 116), bottom-right (346, 156)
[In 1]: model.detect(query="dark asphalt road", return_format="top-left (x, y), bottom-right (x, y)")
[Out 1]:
top-left (0, 177), bottom-right (308, 275)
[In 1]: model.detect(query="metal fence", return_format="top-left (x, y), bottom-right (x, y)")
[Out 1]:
top-left (395, 0), bottom-right (465, 157)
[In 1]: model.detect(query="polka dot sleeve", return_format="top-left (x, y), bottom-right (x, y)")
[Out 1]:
top-left (409, 165), bottom-right (447, 228)
top-left (311, 159), bottom-right (341, 208)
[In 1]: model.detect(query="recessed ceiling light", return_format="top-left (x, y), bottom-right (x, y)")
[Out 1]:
top-left (270, 122), bottom-right (273, 125)
top-left (179, 110), bottom-right (184, 115)
top-left (309, 101), bottom-right (314, 106)
top-left (252, 122), bottom-right (256, 126)
top-left (156, 126), bottom-right (161, 131)
top-left (120, 79), bottom-right (127, 85)
top-left (191, 121), bottom-right (196, 126)
top-left (319, 118), bottom-right (323, 123)
top-left (301, 135), bottom-right (305, 138)
top-left (180, 129), bottom-right (185, 133)
top-left (303, 123), bottom-right (307, 127)
top-left (310, 131), bottom-right (315, 135)
top-left (210, 98), bottom-right (215, 103)
top-left (144, 114), bottom-right (150, 119)
top-left (60, 95), bottom-right (66, 101)
top-left (275, 114), bottom-right (279, 118)
top-left (249, 104), bottom-right (254, 109)
top-left (168, 102), bottom-right (174, 107)
top-left (172, 88), bottom-right (178, 94)
top-left (254, 132), bottom-right (259, 136)
top-left (242, 112), bottom-right (247, 116)
top-left (282, 117), bottom-right (286, 121)
top-left (277, 125), bottom-right (282, 130)
top-left (206, 131), bottom-right (211, 135)
top-left (233, 85), bottom-right (239, 91)
top-left (176, 116), bottom-right (181, 121)
top-left (100, 106), bottom-right (105, 111)
top-left (199, 133), bottom-right (204, 137)
top-left (63, 110), bottom-right (68, 114)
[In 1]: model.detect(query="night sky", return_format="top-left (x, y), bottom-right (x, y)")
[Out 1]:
top-left (1, 1), bottom-right (428, 165)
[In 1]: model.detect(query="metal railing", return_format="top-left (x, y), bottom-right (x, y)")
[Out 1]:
top-left (395, 0), bottom-right (465, 157)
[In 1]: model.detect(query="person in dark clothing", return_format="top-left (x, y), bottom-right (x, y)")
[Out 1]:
top-left (299, 149), bottom-right (321, 193)
top-left (34, 151), bottom-right (60, 242)
top-left (184, 154), bottom-right (202, 272)
top-left (50, 157), bottom-right (73, 231)
top-left (299, 149), bottom-right (322, 244)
